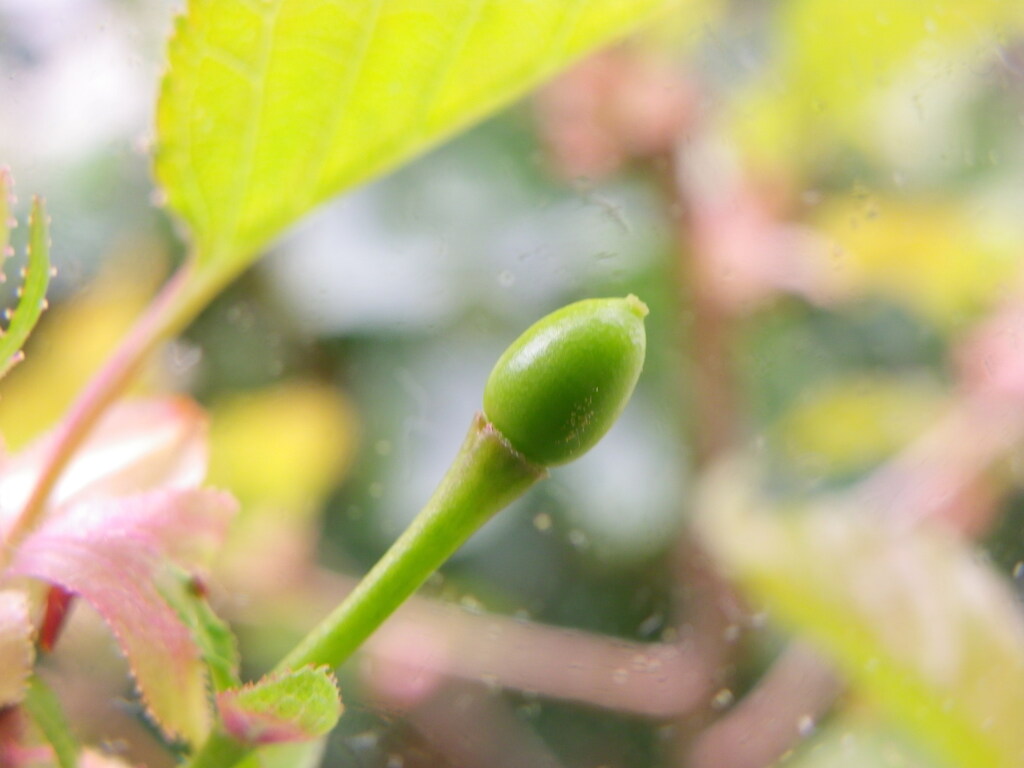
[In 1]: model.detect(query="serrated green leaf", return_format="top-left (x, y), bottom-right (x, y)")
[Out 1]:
top-left (0, 168), bottom-right (13, 270)
top-left (0, 195), bottom-right (50, 380)
top-left (159, 568), bottom-right (241, 693)
top-left (0, 589), bottom-right (34, 707)
top-left (699, 462), bottom-right (1024, 768)
top-left (156, 0), bottom-right (679, 270)
top-left (24, 676), bottom-right (80, 768)
top-left (217, 667), bottom-right (341, 747)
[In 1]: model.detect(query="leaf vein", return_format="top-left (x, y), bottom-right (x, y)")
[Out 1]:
top-left (305, 0), bottom-right (385, 204)
top-left (223, 0), bottom-right (284, 257)
top-left (413, 0), bottom-right (488, 140)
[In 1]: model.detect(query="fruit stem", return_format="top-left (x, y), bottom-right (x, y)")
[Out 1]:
top-left (277, 413), bottom-right (545, 671)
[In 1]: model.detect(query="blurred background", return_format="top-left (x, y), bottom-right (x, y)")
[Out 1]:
top-left (3, 1), bottom-right (1024, 766)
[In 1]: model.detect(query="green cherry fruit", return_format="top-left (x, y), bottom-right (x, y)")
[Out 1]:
top-left (483, 295), bottom-right (648, 467)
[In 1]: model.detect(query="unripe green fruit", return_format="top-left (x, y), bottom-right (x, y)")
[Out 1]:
top-left (483, 295), bottom-right (648, 466)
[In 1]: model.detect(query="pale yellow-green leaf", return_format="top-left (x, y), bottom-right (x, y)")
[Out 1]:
top-left (208, 381), bottom-right (357, 509)
top-left (156, 0), bottom-right (680, 270)
top-left (726, 0), bottom-right (1024, 174)
top-left (778, 0), bottom-right (1017, 123)
top-left (699, 462), bottom-right (1024, 768)
top-left (781, 715), bottom-right (951, 768)
top-left (817, 198), bottom-right (1019, 327)
top-left (777, 376), bottom-right (947, 475)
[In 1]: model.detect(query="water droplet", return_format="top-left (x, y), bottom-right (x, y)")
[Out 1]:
top-left (1013, 561), bottom-right (1023, 579)
top-left (480, 673), bottom-right (500, 690)
top-left (165, 340), bottom-right (202, 375)
top-left (460, 595), bottom-right (484, 613)
top-left (498, 270), bottom-right (515, 287)
top-left (533, 512), bottom-right (552, 531)
top-left (801, 189), bottom-right (822, 207)
top-left (797, 715), bottom-right (815, 737)
top-left (567, 529), bottom-right (589, 549)
top-left (711, 688), bottom-right (734, 710)
top-left (638, 612), bottom-right (664, 638)
top-left (518, 701), bottom-right (541, 718)
top-left (611, 668), bottom-right (629, 684)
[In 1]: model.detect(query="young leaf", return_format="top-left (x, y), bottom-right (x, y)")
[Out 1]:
top-left (217, 667), bottom-right (341, 747)
top-left (159, 567), bottom-right (241, 693)
top-left (9, 489), bottom-right (238, 746)
top-left (24, 676), bottom-right (79, 768)
top-left (699, 463), bottom-right (1024, 768)
top-left (0, 194), bottom-right (50, 380)
top-left (0, 589), bottom-right (34, 707)
top-left (156, 0), bottom-right (679, 269)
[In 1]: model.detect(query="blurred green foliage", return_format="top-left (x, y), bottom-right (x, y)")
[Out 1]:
top-left (4, 0), bottom-right (1024, 765)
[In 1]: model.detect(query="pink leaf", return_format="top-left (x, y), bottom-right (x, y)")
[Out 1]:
top-left (9, 488), bottom-right (237, 745)
top-left (0, 397), bottom-right (208, 537)
top-left (0, 590), bottom-right (34, 707)
top-left (957, 302), bottom-right (1024, 400)
top-left (679, 138), bottom-right (837, 312)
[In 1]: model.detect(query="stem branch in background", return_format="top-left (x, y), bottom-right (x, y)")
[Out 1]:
top-left (655, 144), bottom-right (753, 768)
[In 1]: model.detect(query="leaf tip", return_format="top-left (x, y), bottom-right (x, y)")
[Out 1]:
top-left (217, 666), bottom-right (342, 746)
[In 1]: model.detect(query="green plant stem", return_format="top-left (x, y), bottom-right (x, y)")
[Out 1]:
top-left (185, 413), bottom-right (545, 768)
top-left (278, 412), bottom-right (545, 671)
top-left (185, 728), bottom-right (250, 768)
